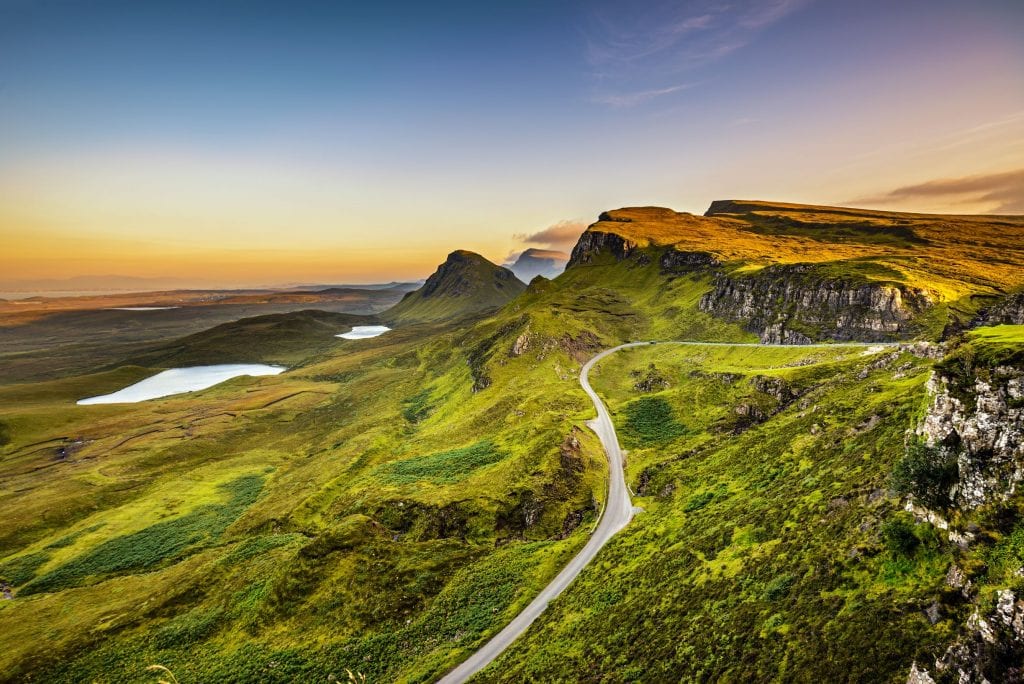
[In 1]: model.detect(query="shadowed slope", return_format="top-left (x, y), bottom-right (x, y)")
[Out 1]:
top-left (384, 250), bottom-right (527, 323)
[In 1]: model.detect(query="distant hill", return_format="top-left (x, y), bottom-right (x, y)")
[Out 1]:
top-left (384, 250), bottom-right (526, 323)
top-left (124, 309), bottom-right (372, 367)
top-left (506, 248), bottom-right (568, 282)
top-left (567, 200), bottom-right (1024, 342)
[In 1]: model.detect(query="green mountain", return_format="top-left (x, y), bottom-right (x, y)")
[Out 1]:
top-left (1, 202), bottom-right (1023, 683)
top-left (384, 250), bottom-right (527, 323)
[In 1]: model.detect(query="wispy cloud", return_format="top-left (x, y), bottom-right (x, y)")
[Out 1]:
top-left (595, 82), bottom-right (698, 107)
top-left (585, 0), bottom-right (810, 107)
top-left (513, 219), bottom-right (587, 251)
top-left (856, 169), bottom-right (1024, 214)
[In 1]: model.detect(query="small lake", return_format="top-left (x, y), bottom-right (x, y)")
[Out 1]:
top-left (77, 364), bottom-right (286, 405)
top-left (337, 325), bottom-right (391, 340)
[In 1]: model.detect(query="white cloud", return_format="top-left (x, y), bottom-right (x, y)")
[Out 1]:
top-left (585, 0), bottom-right (812, 107)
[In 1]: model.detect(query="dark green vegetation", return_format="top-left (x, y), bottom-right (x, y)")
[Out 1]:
top-left (22, 475), bottom-right (263, 595)
top-left (621, 396), bottom-right (687, 444)
top-left (380, 441), bottom-right (504, 485)
top-left (1, 201), bottom-right (1023, 682)
top-left (891, 440), bottom-right (958, 509)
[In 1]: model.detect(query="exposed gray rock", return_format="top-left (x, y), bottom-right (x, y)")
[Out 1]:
top-left (973, 293), bottom-right (1024, 327)
top-left (916, 367), bottom-right (1024, 509)
top-left (946, 564), bottom-right (973, 598)
top-left (906, 661), bottom-right (936, 684)
top-left (698, 263), bottom-right (934, 343)
top-left (659, 249), bottom-right (720, 274)
top-left (920, 589), bottom-right (1024, 684)
top-left (567, 231), bottom-right (637, 266)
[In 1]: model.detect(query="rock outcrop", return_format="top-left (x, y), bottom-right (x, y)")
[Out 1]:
top-left (567, 231), bottom-right (638, 267)
top-left (698, 264), bottom-right (933, 343)
top-left (973, 292), bottom-right (1024, 327)
top-left (659, 250), bottom-right (720, 274)
top-left (915, 365), bottom-right (1024, 510)
top-left (909, 589), bottom-right (1024, 684)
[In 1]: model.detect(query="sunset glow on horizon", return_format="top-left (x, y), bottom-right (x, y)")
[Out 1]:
top-left (2, 0), bottom-right (1023, 289)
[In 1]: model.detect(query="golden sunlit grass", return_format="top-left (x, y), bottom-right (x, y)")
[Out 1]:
top-left (2, 201), bottom-right (1022, 682)
top-left (592, 201), bottom-right (1024, 300)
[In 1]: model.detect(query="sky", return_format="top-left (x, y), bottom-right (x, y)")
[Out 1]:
top-left (1, 0), bottom-right (1023, 288)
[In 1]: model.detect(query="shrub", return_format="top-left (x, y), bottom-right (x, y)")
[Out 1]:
top-left (882, 516), bottom-right (920, 556)
top-left (382, 441), bottom-right (504, 485)
top-left (762, 573), bottom-right (796, 601)
top-left (622, 397), bottom-right (687, 444)
top-left (684, 491), bottom-right (715, 512)
top-left (0, 551), bottom-right (50, 586)
top-left (401, 388), bottom-right (433, 423)
top-left (891, 440), bottom-right (958, 509)
top-left (22, 475), bottom-right (263, 594)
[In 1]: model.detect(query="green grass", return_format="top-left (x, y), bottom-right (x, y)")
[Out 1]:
top-left (0, 551), bottom-right (50, 585)
top-left (1, 214), bottom-right (1022, 683)
top-left (480, 341), bottom-right (956, 682)
top-left (380, 440), bottom-right (505, 485)
top-left (622, 396), bottom-right (688, 444)
top-left (21, 475), bottom-right (264, 594)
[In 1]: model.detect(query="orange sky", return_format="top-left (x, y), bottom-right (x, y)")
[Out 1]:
top-left (3, 0), bottom-right (1022, 289)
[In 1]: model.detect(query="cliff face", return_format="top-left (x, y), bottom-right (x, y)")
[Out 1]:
top-left (698, 264), bottom-right (934, 343)
top-left (910, 588), bottom-right (1024, 684)
top-left (974, 292), bottom-right (1024, 327)
top-left (902, 340), bottom-right (1024, 684)
top-left (567, 230), bottom-right (638, 267)
top-left (916, 365), bottom-right (1024, 510)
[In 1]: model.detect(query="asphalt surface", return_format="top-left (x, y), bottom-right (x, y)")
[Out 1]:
top-left (436, 340), bottom-right (891, 682)
top-left (435, 342), bottom-right (649, 684)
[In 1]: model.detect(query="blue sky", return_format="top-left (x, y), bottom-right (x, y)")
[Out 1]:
top-left (2, 0), bottom-right (1023, 285)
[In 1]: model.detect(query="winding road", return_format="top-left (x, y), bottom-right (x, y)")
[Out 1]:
top-left (437, 340), bottom-right (890, 683)
top-left (436, 342), bottom-right (650, 684)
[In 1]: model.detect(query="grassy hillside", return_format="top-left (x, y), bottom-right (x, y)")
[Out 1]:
top-left (483, 342), bottom-right (945, 681)
top-left (0, 202), bottom-right (1022, 682)
top-left (576, 201), bottom-right (1024, 323)
top-left (385, 250), bottom-right (526, 323)
top-left (125, 309), bottom-right (373, 368)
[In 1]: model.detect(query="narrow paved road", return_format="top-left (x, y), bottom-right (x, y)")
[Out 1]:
top-left (436, 342), bottom-right (649, 684)
top-left (436, 340), bottom-right (890, 683)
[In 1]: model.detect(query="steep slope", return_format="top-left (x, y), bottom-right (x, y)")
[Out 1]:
top-left (567, 202), bottom-right (1024, 342)
top-left (507, 248), bottom-right (568, 282)
top-left (384, 250), bottom-right (527, 323)
top-left (1, 201), bottom-right (1022, 684)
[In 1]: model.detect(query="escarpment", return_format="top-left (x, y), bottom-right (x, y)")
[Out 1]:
top-left (567, 231), bottom-right (638, 266)
top-left (915, 361), bottom-right (1024, 511)
top-left (698, 265), bottom-right (934, 343)
top-left (897, 338), bottom-right (1024, 684)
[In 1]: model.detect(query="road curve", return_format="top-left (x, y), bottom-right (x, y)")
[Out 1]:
top-left (436, 342), bottom-right (648, 684)
top-left (436, 340), bottom-right (889, 683)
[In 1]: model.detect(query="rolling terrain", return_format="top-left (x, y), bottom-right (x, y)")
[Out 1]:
top-left (1, 201), bottom-right (1023, 682)
top-left (0, 285), bottom-right (414, 384)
